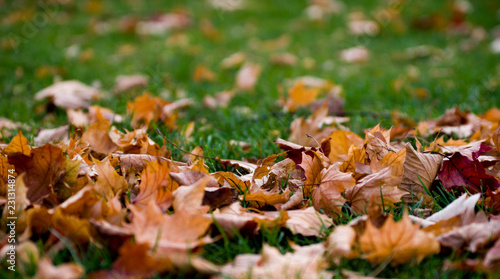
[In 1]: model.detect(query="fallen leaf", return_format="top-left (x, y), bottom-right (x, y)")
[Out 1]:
top-left (220, 52), bottom-right (246, 69)
top-left (438, 152), bottom-right (500, 193)
top-left (235, 63), bottom-right (261, 91)
top-left (321, 130), bottom-right (364, 163)
top-left (327, 225), bottom-right (357, 262)
top-left (298, 151), bottom-right (325, 197)
top-left (283, 207), bottom-right (332, 236)
top-left (133, 159), bottom-right (179, 210)
top-left (484, 238), bottom-right (500, 268)
top-left (113, 74), bottom-right (148, 93)
top-left (81, 111), bottom-right (118, 154)
top-left (34, 80), bottom-right (98, 110)
top-left (4, 130), bottom-right (31, 156)
top-left (313, 163), bottom-right (356, 217)
top-left (437, 217), bottom-right (500, 252)
top-left (340, 46), bottom-right (370, 63)
top-left (399, 143), bottom-right (442, 202)
top-left (289, 104), bottom-right (336, 146)
top-left (359, 212), bottom-right (440, 265)
top-left (34, 125), bottom-right (69, 146)
top-left (193, 64), bottom-right (216, 82)
top-left (93, 158), bottom-right (129, 199)
top-left (126, 92), bottom-right (169, 128)
top-left (135, 11), bottom-right (191, 35)
top-left (8, 144), bottom-right (66, 206)
top-left (344, 167), bottom-right (405, 213)
top-left (33, 257), bottom-right (84, 279)
top-left (218, 244), bottom-right (331, 279)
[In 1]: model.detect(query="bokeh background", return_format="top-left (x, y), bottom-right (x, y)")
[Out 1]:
top-left (1, 0), bottom-right (500, 157)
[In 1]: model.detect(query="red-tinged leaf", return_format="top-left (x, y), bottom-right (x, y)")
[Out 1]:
top-left (438, 153), bottom-right (500, 193)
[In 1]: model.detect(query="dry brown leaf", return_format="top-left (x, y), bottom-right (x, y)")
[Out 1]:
top-left (127, 200), bottom-right (212, 250)
top-left (327, 225), bottom-right (357, 262)
top-left (8, 144), bottom-right (65, 206)
top-left (113, 74), bottom-right (148, 93)
top-left (81, 111), bottom-right (117, 154)
top-left (313, 163), bottom-right (356, 217)
top-left (133, 159), bottom-right (179, 210)
top-left (494, 122), bottom-right (500, 152)
top-left (484, 238), bottom-right (500, 268)
top-left (51, 209), bottom-right (93, 243)
top-left (33, 257), bottom-right (84, 279)
top-left (4, 131), bottom-right (31, 156)
top-left (340, 46), bottom-right (370, 63)
top-left (298, 151), bottom-right (325, 197)
top-left (172, 176), bottom-right (211, 214)
top-left (289, 104), bottom-right (336, 146)
top-left (126, 92), bottom-right (169, 128)
top-left (364, 124), bottom-right (395, 161)
top-left (284, 207), bottom-right (332, 236)
top-left (34, 80), bottom-right (98, 110)
top-left (344, 167), bottom-right (405, 213)
top-left (321, 130), bottom-right (364, 163)
top-left (414, 193), bottom-right (480, 227)
top-left (34, 125), bottom-right (69, 146)
top-left (340, 145), bottom-right (368, 178)
top-left (93, 158), bottom-right (129, 199)
top-left (244, 188), bottom-right (292, 208)
top-left (285, 80), bottom-right (322, 111)
top-left (399, 143), bottom-right (442, 203)
top-left (220, 52), bottom-right (246, 69)
top-left (218, 244), bottom-right (331, 279)
top-left (360, 212), bottom-right (440, 265)
top-left (193, 64), bottom-right (216, 82)
top-left (235, 63), bottom-right (261, 91)
top-left (437, 216), bottom-right (500, 252)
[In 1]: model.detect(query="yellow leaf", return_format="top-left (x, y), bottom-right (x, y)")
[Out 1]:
top-left (4, 130), bottom-right (31, 156)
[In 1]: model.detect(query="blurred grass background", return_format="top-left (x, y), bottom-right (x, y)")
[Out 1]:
top-left (2, 1), bottom-right (500, 277)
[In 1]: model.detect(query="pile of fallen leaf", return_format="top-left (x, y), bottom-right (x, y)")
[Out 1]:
top-left (2, 80), bottom-right (500, 278)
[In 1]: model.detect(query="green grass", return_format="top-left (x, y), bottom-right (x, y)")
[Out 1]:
top-left (2, 0), bottom-right (500, 278)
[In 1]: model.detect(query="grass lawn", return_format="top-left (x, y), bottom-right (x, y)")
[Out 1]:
top-left (1, 0), bottom-right (500, 278)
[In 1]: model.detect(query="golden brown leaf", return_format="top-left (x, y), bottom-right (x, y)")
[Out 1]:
top-left (312, 163), bottom-right (356, 217)
top-left (8, 144), bottom-right (65, 206)
top-left (327, 225), bottom-right (357, 262)
top-left (93, 158), bottom-right (129, 199)
top-left (284, 207), bottom-right (333, 236)
top-left (322, 130), bottom-right (364, 163)
top-left (399, 143), bottom-right (442, 202)
top-left (364, 124), bottom-right (395, 161)
top-left (51, 209), bottom-right (93, 243)
top-left (4, 131), bottom-right (31, 156)
top-left (344, 167), bottom-right (405, 213)
top-left (289, 104), bottom-right (336, 146)
top-left (126, 92), bottom-right (169, 128)
top-left (81, 110), bottom-right (117, 154)
top-left (359, 212), bottom-right (440, 265)
top-left (298, 151), bottom-right (325, 197)
top-left (133, 159), bottom-right (179, 210)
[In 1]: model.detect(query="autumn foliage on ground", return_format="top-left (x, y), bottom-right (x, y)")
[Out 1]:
top-left (2, 0), bottom-right (500, 278)
top-left (2, 85), bottom-right (500, 278)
